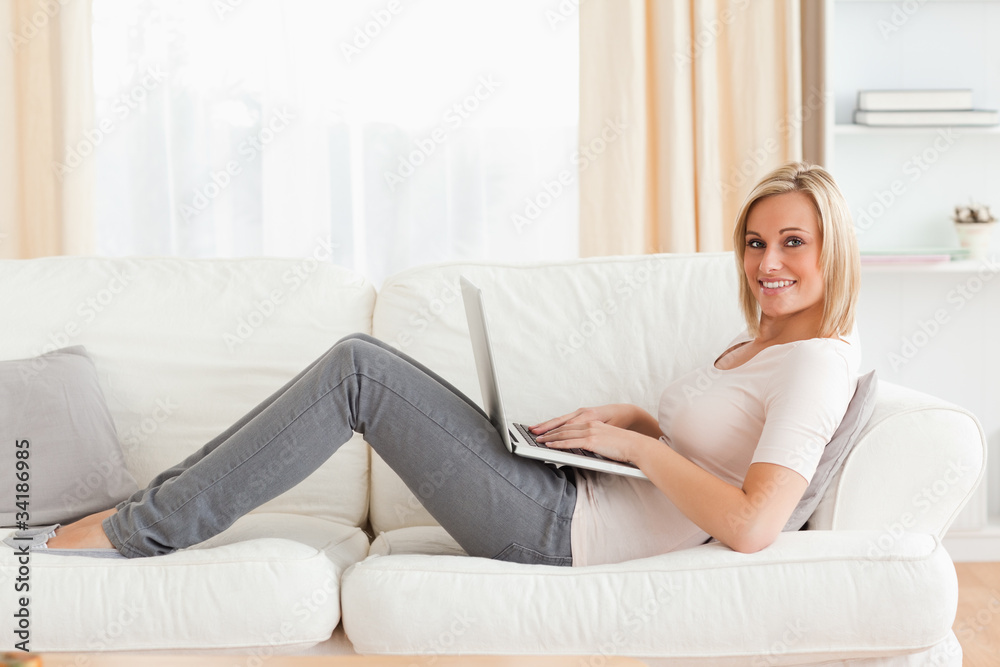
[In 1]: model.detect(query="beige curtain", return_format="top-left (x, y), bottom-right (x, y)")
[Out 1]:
top-left (0, 0), bottom-right (94, 259)
top-left (580, 0), bottom-right (808, 256)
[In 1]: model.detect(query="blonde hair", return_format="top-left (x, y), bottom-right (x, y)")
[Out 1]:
top-left (731, 162), bottom-right (860, 339)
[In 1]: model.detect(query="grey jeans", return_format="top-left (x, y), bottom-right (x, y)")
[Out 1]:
top-left (102, 333), bottom-right (577, 565)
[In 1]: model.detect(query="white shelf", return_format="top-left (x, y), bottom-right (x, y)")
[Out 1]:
top-left (861, 257), bottom-right (1000, 272)
top-left (836, 123), bottom-right (1000, 135)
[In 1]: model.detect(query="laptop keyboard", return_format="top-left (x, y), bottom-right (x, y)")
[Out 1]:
top-left (513, 423), bottom-right (604, 460)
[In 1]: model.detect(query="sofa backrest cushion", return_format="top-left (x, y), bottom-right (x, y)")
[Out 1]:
top-left (0, 257), bottom-right (375, 528)
top-left (368, 253), bottom-right (744, 534)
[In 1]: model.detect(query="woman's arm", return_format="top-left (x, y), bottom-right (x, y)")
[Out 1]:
top-left (537, 424), bottom-right (806, 553)
top-left (632, 440), bottom-right (807, 553)
top-left (622, 406), bottom-right (665, 439)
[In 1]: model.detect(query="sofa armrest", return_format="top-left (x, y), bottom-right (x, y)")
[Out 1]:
top-left (809, 380), bottom-right (986, 540)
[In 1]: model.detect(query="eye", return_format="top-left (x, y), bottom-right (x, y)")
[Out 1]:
top-left (746, 239), bottom-right (764, 249)
top-left (786, 237), bottom-right (804, 247)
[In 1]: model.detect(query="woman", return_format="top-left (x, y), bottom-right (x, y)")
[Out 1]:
top-left (39, 161), bottom-right (861, 566)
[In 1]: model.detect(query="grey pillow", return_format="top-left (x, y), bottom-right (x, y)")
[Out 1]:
top-left (1, 346), bottom-right (139, 527)
top-left (783, 370), bottom-right (879, 532)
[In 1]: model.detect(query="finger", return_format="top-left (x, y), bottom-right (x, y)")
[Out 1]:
top-left (536, 424), bottom-right (586, 443)
top-left (538, 434), bottom-right (574, 449)
top-left (544, 434), bottom-right (593, 453)
top-left (530, 415), bottom-right (574, 433)
top-left (530, 410), bottom-right (583, 433)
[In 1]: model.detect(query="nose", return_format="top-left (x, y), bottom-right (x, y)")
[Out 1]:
top-left (760, 245), bottom-right (783, 273)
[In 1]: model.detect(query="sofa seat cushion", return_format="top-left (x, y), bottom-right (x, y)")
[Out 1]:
top-left (341, 530), bottom-right (956, 662)
top-left (0, 513), bottom-right (369, 651)
top-left (369, 526), bottom-right (468, 558)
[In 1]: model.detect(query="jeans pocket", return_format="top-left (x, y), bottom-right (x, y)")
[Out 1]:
top-left (492, 542), bottom-right (572, 567)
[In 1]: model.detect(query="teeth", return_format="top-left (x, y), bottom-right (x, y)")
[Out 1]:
top-left (762, 280), bottom-right (794, 289)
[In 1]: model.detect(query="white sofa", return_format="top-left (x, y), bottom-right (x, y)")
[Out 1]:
top-left (0, 253), bottom-right (986, 666)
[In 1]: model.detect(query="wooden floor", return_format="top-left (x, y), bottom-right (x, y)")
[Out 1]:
top-left (954, 562), bottom-right (1000, 666)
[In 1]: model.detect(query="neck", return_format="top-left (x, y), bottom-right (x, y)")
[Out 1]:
top-left (756, 305), bottom-right (825, 345)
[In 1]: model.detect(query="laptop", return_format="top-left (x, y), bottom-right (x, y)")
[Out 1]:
top-left (460, 276), bottom-right (647, 479)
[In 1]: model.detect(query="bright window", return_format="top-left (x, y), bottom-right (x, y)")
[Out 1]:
top-left (90, 0), bottom-right (580, 286)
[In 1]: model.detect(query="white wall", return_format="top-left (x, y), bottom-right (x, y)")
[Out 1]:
top-left (858, 260), bottom-right (998, 523)
top-left (830, 0), bottom-right (1000, 525)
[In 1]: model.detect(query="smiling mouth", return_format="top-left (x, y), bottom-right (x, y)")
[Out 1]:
top-left (759, 280), bottom-right (796, 293)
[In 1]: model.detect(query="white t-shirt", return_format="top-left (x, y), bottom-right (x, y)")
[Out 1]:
top-left (569, 330), bottom-right (860, 567)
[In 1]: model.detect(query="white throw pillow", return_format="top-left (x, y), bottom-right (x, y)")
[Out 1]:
top-left (785, 370), bottom-right (879, 531)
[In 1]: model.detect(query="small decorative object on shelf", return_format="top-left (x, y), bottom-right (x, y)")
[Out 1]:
top-left (952, 201), bottom-right (997, 260)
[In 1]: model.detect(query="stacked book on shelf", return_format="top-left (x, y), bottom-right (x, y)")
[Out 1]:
top-left (860, 248), bottom-right (971, 264)
top-left (854, 89), bottom-right (999, 127)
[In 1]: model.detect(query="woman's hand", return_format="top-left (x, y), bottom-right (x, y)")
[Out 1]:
top-left (534, 419), bottom-right (656, 465)
top-left (529, 405), bottom-right (651, 464)
top-left (530, 404), bottom-right (638, 434)
top-left (530, 404), bottom-right (665, 441)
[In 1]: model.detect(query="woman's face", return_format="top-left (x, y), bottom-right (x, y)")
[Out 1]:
top-left (743, 191), bottom-right (825, 327)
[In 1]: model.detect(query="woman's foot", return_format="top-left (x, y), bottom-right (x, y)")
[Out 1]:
top-left (47, 508), bottom-right (117, 550)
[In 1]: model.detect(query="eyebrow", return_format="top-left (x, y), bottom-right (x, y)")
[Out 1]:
top-left (745, 227), bottom-right (811, 237)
